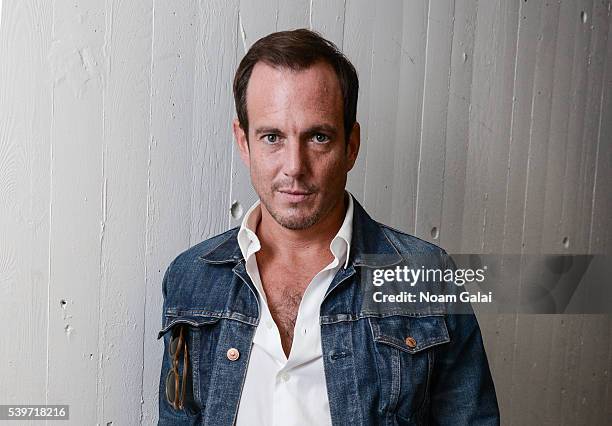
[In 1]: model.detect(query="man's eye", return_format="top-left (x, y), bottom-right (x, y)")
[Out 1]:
top-left (264, 134), bottom-right (278, 144)
top-left (313, 133), bottom-right (330, 143)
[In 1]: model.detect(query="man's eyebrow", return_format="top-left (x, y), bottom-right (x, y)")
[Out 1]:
top-left (253, 124), bottom-right (338, 137)
top-left (303, 124), bottom-right (338, 136)
top-left (254, 127), bottom-right (283, 136)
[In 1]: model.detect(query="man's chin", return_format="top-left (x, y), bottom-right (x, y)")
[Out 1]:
top-left (270, 210), bottom-right (321, 231)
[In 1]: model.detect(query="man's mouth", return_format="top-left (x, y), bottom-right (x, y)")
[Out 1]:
top-left (277, 189), bottom-right (313, 202)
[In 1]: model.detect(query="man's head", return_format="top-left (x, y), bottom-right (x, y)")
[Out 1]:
top-left (233, 28), bottom-right (359, 145)
top-left (232, 29), bottom-right (360, 231)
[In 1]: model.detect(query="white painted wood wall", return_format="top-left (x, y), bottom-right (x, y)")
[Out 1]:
top-left (1, 1), bottom-right (610, 425)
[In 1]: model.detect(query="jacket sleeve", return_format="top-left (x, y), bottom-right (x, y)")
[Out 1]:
top-left (427, 251), bottom-right (500, 425)
top-left (157, 259), bottom-right (201, 425)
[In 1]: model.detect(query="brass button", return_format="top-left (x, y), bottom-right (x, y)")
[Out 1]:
top-left (226, 347), bottom-right (240, 361)
top-left (405, 337), bottom-right (417, 348)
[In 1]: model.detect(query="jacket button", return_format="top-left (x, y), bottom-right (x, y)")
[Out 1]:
top-left (405, 337), bottom-right (417, 348)
top-left (226, 347), bottom-right (240, 361)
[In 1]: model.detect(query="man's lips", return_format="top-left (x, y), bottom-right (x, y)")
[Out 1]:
top-left (278, 189), bottom-right (312, 195)
top-left (277, 189), bottom-right (313, 202)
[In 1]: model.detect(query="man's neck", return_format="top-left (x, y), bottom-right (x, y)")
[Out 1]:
top-left (256, 192), bottom-right (348, 262)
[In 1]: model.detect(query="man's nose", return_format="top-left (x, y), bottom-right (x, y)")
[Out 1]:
top-left (283, 138), bottom-right (307, 177)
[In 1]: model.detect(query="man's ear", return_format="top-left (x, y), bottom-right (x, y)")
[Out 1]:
top-left (232, 118), bottom-right (250, 169)
top-left (346, 121), bottom-right (360, 171)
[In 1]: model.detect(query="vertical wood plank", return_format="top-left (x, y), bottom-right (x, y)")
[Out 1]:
top-left (389, 0), bottom-right (429, 234)
top-left (362, 0), bottom-right (404, 223)
top-left (496, 2), bottom-right (542, 421)
top-left (560, 1), bottom-right (610, 423)
top-left (277, 0), bottom-right (309, 30)
top-left (580, 316), bottom-right (612, 425)
top-left (542, 1), bottom-right (581, 256)
top-left (482, 0), bottom-right (524, 257)
top-left (516, 2), bottom-right (561, 421)
top-left (192, 0), bottom-right (240, 235)
top-left (560, 0), bottom-right (595, 256)
top-left (540, 4), bottom-right (584, 423)
top-left (589, 2), bottom-right (612, 255)
top-left (95, 0), bottom-right (154, 424)
top-left (589, 1), bottom-right (612, 255)
top-left (554, 4), bottom-right (595, 422)
top-left (341, 0), bottom-right (376, 203)
top-left (606, 325), bottom-right (612, 422)
top-left (142, 1), bottom-right (199, 424)
top-left (309, 0), bottom-right (345, 46)
top-left (439, 0), bottom-right (478, 250)
top-left (412, 0), bottom-right (455, 242)
top-left (464, 1), bottom-right (523, 421)
top-left (46, 0), bottom-right (106, 423)
top-left (0, 0), bottom-right (52, 413)
top-left (574, 1), bottom-right (609, 255)
top-left (499, 0), bottom-right (540, 256)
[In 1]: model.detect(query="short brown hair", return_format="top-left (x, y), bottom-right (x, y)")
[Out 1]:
top-left (233, 28), bottom-right (359, 144)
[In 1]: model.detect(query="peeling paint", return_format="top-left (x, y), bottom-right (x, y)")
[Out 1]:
top-left (230, 200), bottom-right (243, 219)
top-left (64, 324), bottom-right (74, 338)
top-left (238, 11), bottom-right (247, 53)
top-left (47, 37), bottom-right (102, 98)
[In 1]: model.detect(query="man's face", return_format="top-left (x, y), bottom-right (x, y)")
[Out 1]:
top-left (233, 61), bottom-right (359, 230)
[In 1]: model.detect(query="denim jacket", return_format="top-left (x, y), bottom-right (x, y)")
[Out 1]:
top-left (158, 196), bottom-right (500, 425)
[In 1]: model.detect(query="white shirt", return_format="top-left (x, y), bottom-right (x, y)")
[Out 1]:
top-left (234, 191), bottom-right (354, 426)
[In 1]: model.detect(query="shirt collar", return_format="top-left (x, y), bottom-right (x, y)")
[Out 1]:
top-left (237, 190), bottom-right (354, 269)
top-left (199, 193), bottom-right (403, 268)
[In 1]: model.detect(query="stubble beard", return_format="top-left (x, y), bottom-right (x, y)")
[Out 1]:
top-left (261, 194), bottom-right (325, 230)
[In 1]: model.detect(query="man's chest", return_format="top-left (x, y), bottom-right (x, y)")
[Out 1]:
top-left (257, 263), bottom-right (317, 351)
top-left (254, 249), bottom-right (341, 353)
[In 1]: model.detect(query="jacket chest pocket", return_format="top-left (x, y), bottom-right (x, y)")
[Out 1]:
top-left (157, 311), bottom-right (221, 421)
top-left (369, 315), bottom-right (450, 424)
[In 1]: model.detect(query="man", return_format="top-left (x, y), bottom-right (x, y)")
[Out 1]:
top-left (158, 29), bottom-right (499, 425)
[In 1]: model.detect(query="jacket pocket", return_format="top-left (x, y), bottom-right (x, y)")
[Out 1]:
top-left (158, 310), bottom-right (222, 422)
top-left (369, 315), bottom-right (450, 424)
top-left (158, 310), bottom-right (222, 339)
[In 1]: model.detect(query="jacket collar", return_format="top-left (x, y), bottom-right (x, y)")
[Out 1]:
top-left (198, 193), bottom-right (403, 268)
